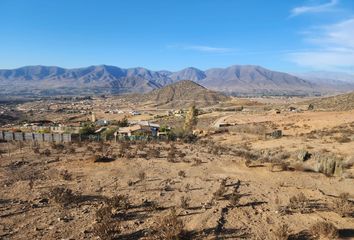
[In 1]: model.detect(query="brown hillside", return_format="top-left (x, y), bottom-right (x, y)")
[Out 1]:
top-left (127, 80), bottom-right (230, 108)
top-left (306, 91), bottom-right (354, 111)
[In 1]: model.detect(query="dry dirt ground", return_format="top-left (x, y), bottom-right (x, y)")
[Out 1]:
top-left (0, 110), bottom-right (353, 240)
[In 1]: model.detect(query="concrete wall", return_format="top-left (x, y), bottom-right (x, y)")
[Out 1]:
top-left (0, 131), bottom-right (73, 143)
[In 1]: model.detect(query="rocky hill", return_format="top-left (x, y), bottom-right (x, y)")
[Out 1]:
top-left (305, 91), bottom-right (354, 111)
top-left (127, 80), bottom-right (230, 108)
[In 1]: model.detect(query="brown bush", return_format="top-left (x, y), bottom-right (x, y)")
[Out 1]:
top-left (178, 170), bottom-right (186, 178)
top-left (334, 192), bottom-right (353, 217)
top-left (51, 143), bottom-right (65, 151)
top-left (42, 149), bottom-right (51, 156)
top-left (167, 144), bottom-right (177, 162)
top-left (147, 148), bottom-right (160, 158)
top-left (67, 146), bottom-right (75, 154)
top-left (287, 193), bottom-right (312, 213)
top-left (333, 135), bottom-right (351, 143)
top-left (59, 170), bottom-right (72, 181)
top-left (148, 208), bottom-right (186, 240)
top-left (180, 196), bottom-right (191, 209)
top-left (49, 187), bottom-right (77, 207)
top-left (273, 224), bottom-right (292, 240)
top-left (192, 158), bottom-right (202, 166)
top-left (309, 221), bottom-right (338, 239)
top-left (106, 195), bottom-right (130, 211)
top-left (93, 206), bottom-right (121, 240)
top-left (96, 205), bottom-right (113, 222)
top-left (87, 145), bottom-right (94, 153)
top-left (213, 179), bottom-right (227, 200)
top-left (138, 171), bottom-right (146, 182)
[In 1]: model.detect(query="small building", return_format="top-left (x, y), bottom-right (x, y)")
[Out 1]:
top-left (116, 125), bottom-right (151, 137)
top-left (114, 122), bottom-right (160, 141)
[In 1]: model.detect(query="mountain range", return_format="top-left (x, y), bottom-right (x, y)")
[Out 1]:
top-left (1, 65), bottom-right (353, 97)
top-left (293, 71), bottom-right (354, 95)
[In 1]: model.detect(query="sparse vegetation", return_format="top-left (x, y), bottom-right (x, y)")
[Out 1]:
top-left (180, 196), bottom-right (191, 209)
top-left (309, 221), bottom-right (338, 239)
top-left (48, 187), bottom-right (77, 207)
top-left (1, 94), bottom-right (354, 240)
top-left (273, 224), bottom-right (292, 240)
top-left (333, 192), bottom-right (353, 217)
top-left (213, 179), bottom-right (227, 200)
top-left (148, 208), bottom-right (186, 240)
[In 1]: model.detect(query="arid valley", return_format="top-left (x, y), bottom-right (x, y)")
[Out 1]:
top-left (1, 82), bottom-right (353, 239)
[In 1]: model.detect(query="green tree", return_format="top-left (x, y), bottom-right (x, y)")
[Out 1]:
top-left (79, 123), bottom-right (96, 135)
top-left (101, 127), bottom-right (117, 140)
top-left (183, 105), bottom-right (198, 134)
top-left (111, 118), bottom-right (129, 127)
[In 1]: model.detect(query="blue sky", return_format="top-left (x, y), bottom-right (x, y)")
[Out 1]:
top-left (0, 0), bottom-right (353, 73)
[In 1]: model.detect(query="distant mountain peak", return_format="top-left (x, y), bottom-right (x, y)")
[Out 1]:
top-left (0, 64), bottom-right (341, 97)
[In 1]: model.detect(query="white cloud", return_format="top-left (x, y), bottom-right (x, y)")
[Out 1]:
top-left (290, 0), bottom-right (338, 17)
top-left (288, 18), bottom-right (354, 71)
top-left (183, 45), bottom-right (234, 53)
top-left (168, 44), bottom-right (235, 54)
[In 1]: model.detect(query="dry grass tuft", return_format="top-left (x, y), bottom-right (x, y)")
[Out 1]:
top-left (147, 208), bottom-right (186, 240)
top-left (273, 224), bottom-right (292, 240)
top-left (309, 221), bottom-right (338, 239)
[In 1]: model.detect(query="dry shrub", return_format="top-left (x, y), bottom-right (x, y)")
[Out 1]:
top-left (137, 141), bottom-right (146, 151)
top-left (192, 158), bottom-right (202, 166)
top-left (333, 135), bottom-right (351, 143)
top-left (106, 195), bottom-right (130, 211)
top-left (143, 199), bottom-right (159, 211)
top-left (49, 187), bottom-right (77, 207)
top-left (59, 170), bottom-right (72, 181)
top-left (51, 143), bottom-right (65, 151)
top-left (177, 151), bottom-right (186, 158)
top-left (287, 193), bottom-right (312, 213)
top-left (180, 196), bottom-right (191, 209)
top-left (87, 145), bottom-right (94, 153)
top-left (118, 141), bottom-right (130, 157)
top-left (178, 170), bottom-right (186, 178)
top-left (233, 147), bottom-right (260, 161)
top-left (127, 180), bottom-right (134, 186)
top-left (93, 221), bottom-right (121, 240)
top-left (96, 205), bottom-right (113, 222)
top-left (93, 206), bottom-right (121, 240)
top-left (148, 208), bottom-right (186, 240)
top-left (213, 179), bottom-right (227, 200)
top-left (147, 148), bottom-right (160, 158)
top-left (228, 192), bottom-right (241, 207)
top-left (167, 144), bottom-right (177, 162)
top-left (67, 146), bottom-right (75, 154)
top-left (138, 171), bottom-right (146, 182)
top-left (245, 159), bottom-right (252, 168)
top-left (273, 224), bottom-right (292, 240)
top-left (334, 192), bottom-right (353, 217)
top-left (42, 149), bottom-right (51, 156)
top-left (309, 221), bottom-right (338, 239)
